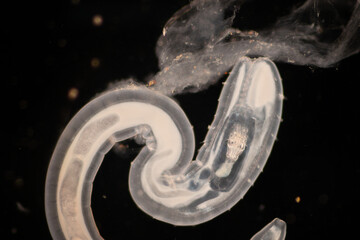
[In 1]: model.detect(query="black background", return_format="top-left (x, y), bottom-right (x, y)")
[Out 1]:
top-left (4, 0), bottom-right (360, 239)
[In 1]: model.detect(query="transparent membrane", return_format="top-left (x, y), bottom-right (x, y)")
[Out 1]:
top-left (45, 57), bottom-right (285, 239)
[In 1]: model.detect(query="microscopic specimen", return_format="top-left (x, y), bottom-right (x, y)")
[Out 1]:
top-left (45, 57), bottom-right (285, 239)
top-left (45, 0), bottom-right (360, 238)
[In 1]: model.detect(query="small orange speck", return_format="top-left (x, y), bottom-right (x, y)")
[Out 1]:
top-left (295, 196), bottom-right (301, 203)
top-left (92, 14), bottom-right (103, 26)
top-left (148, 79), bottom-right (156, 87)
top-left (114, 143), bottom-right (128, 154)
top-left (91, 57), bottom-right (100, 68)
top-left (68, 87), bottom-right (79, 100)
top-left (175, 54), bottom-right (183, 61)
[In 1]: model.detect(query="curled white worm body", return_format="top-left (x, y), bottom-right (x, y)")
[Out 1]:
top-left (45, 57), bottom-right (286, 239)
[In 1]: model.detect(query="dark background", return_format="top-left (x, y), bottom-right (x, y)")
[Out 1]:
top-left (4, 0), bottom-right (360, 239)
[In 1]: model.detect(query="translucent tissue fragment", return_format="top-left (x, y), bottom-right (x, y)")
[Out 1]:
top-left (45, 57), bottom-right (283, 239)
top-left (251, 218), bottom-right (287, 240)
top-left (154, 0), bottom-right (360, 95)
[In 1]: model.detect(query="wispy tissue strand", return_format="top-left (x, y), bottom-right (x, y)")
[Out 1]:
top-left (152, 0), bottom-right (360, 95)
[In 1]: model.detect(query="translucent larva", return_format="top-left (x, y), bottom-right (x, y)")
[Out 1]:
top-left (45, 57), bottom-right (285, 239)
